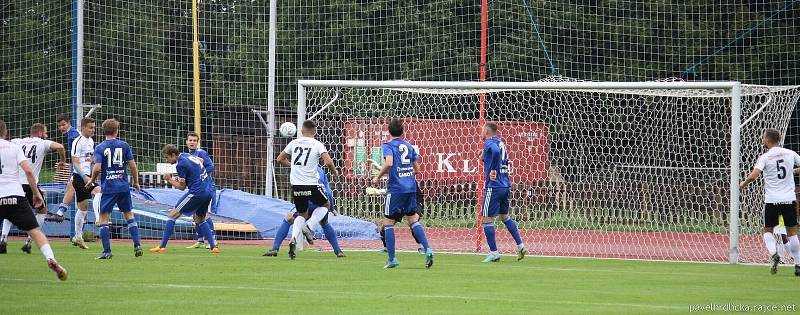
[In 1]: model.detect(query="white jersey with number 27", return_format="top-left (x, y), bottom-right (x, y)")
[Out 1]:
top-left (283, 137), bottom-right (328, 186)
top-left (12, 137), bottom-right (53, 184)
top-left (754, 146), bottom-right (800, 203)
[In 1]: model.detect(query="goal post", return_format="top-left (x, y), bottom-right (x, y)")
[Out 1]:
top-left (295, 79), bottom-right (798, 264)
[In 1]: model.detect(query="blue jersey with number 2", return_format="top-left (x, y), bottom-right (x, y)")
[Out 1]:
top-left (94, 139), bottom-right (134, 193)
top-left (382, 138), bottom-right (418, 194)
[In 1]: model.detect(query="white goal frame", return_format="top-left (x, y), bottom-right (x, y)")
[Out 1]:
top-left (297, 80), bottom-right (744, 264)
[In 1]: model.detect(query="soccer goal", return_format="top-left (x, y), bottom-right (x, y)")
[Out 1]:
top-left (295, 79), bottom-right (800, 264)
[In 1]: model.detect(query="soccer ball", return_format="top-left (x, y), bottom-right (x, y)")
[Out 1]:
top-left (279, 122), bottom-right (297, 137)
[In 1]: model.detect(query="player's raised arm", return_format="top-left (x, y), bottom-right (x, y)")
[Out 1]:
top-left (740, 155), bottom-right (765, 189)
top-left (161, 144), bottom-right (187, 190)
top-left (276, 151), bottom-right (290, 167)
top-left (49, 142), bottom-right (67, 168)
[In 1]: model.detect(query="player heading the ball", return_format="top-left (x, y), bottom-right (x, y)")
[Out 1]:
top-left (276, 120), bottom-right (338, 260)
top-left (371, 118), bottom-right (433, 269)
top-left (740, 128), bottom-right (800, 276)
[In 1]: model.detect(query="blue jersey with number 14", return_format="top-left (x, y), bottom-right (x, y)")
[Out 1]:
top-left (382, 138), bottom-right (418, 194)
top-left (177, 153), bottom-right (212, 196)
top-left (483, 136), bottom-right (510, 188)
top-left (94, 139), bottom-right (134, 193)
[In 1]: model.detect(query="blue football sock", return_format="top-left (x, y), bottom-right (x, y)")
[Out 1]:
top-left (198, 221), bottom-right (217, 249)
top-left (205, 218), bottom-right (216, 240)
top-left (384, 225), bottom-right (396, 261)
top-left (127, 219), bottom-right (141, 247)
top-left (271, 218), bottom-right (291, 251)
top-left (410, 222), bottom-right (430, 251)
top-left (195, 222), bottom-right (204, 242)
top-left (483, 222), bottom-right (497, 252)
top-left (322, 223), bottom-right (342, 254)
top-left (503, 217), bottom-right (523, 246)
top-left (100, 224), bottom-right (111, 253)
top-left (160, 219), bottom-right (176, 248)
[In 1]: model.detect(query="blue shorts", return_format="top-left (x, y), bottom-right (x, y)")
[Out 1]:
top-left (100, 192), bottom-right (132, 213)
top-left (384, 192), bottom-right (417, 222)
top-left (175, 192), bottom-right (212, 217)
top-left (481, 187), bottom-right (509, 218)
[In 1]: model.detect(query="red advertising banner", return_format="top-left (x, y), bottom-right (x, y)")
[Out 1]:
top-left (343, 118), bottom-right (549, 184)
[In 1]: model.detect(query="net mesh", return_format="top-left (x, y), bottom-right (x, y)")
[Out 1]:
top-left (299, 83), bottom-right (800, 262)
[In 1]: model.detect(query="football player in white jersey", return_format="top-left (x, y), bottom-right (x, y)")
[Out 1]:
top-left (740, 128), bottom-right (800, 276)
top-left (69, 117), bottom-right (102, 249)
top-left (0, 119), bottom-right (67, 281)
top-left (276, 120), bottom-right (338, 259)
top-left (0, 123), bottom-right (66, 254)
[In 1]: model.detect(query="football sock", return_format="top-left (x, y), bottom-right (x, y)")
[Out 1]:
top-left (763, 232), bottom-right (778, 256)
top-left (92, 194), bottom-right (101, 224)
top-left (1, 219), bottom-right (11, 241)
top-left (74, 210), bottom-right (88, 238)
top-left (483, 222), bottom-right (498, 252)
top-left (503, 217), bottom-right (524, 246)
top-left (39, 243), bottom-right (55, 261)
top-left (306, 207), bottom-right (328, 231)
top-left (322, 223), bottom-right (342, 253)
top-left (159, 219), bottom-right (176, 248)
top-left (291, 216), bottom-right (307, 248)
top-left (410, 222), bottom-right (430, 251)
top-left (384, 225), bottom-right (396, 261)
top-left (789, 235), bottom-right (800, 266)
top-left (99, 224), bottom-right (111, 253)
top-left (195, 222), bottom-right (204, 242)
top-left (197, 221), bottom-right (217, 249)
top-left (127, 219), bottom-right (141, 247)
top-left (271, 218), bottom-right (291, 251)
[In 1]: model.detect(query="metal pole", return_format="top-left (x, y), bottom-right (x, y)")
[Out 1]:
top-left (297, 83), bottom-right (307, 131)
top-left (72, 0), bottom-right (84, 124)
top-left (265, 0), bottom-right (277, 196)
top-left (192, 0), bottom-right (202, 136)
top-left (474, 0), bottom-right (489, 253)
top-left (728, 83), bottom-right (743, 264)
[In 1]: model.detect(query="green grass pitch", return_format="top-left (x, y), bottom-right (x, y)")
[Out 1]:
top-left (1, 240), bottom-right (797, 314)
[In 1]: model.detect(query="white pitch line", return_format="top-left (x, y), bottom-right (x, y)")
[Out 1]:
top-left (1, 277), bottom-right (684, 310)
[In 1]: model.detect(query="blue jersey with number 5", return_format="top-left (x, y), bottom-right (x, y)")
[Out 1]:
top-left (483, 136), bottom-right (510, 188)
top-left (382, 138), bottom-right (418, 194)
top-left (94, 139), bottom-right (134, 193)
top-left (177, 153), bottom-right (212, 196)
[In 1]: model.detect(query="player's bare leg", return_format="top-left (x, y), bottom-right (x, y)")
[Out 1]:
top-left (27, 227), bottom-right (67, 281)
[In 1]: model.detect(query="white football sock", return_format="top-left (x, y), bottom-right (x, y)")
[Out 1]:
top-left (74, 210), bottom-right (88, 237)
top-left (291, 216), bottom-right (306, 250)
top-left (789, 235), bottom-right (800, 266)
top-left (306, 207), bottom-right (328, 231)
top-left (39, 243), bottom-right (55, 261)
top-left (92, 194), bottom-right (102, 224)
top-left (763, 232), bottom-right (778, 256)
top-left (1, 219), bottom-right (12, 241)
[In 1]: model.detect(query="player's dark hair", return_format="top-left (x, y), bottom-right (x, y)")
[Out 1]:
top-left (388, 118), bottom-right (403, 137)
top-left (0, 119), bottom-right (6, 138)
top-left (56, 114), bottom-right (70, 124)
top-left (186, 132), bottom-right (199, 140)
top-left (301, 120), bottom-right (316, 133)
top-left (81, 117), bottom-right (95, 128)
top-left (30, 123), bottom-right (46, 135)
top-left (161, 144), bottom-right (180, 157)
top-left (764, 128), bottom-right (781, 145)
top-left (485, 122), bottom-right (498, 134)
top-left (102, 118), bottom-right (119, 136)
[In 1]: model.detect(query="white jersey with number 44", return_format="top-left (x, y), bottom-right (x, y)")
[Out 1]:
top-left (754, 146), bottom-right (800, 203)
top-left (12, 137), bottom-right (53, 184)
top-left (283, 137), bottom-right (327, 186)
top-left (0, 139), bottom-right (27, 198)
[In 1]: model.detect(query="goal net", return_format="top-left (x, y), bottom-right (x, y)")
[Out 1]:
top-left (297, 80), bottom-right (800, 263)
